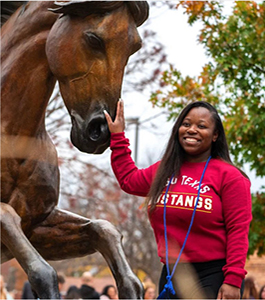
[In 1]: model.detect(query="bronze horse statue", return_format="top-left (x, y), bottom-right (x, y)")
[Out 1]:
top-left (1, 1), bottom-right (149, 298)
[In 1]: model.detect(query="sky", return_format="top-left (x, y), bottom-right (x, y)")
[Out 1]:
top-left (58, 1), bottom-right (264, 195)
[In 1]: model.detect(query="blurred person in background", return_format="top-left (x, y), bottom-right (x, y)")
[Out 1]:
top-left (57, 273), bottom-right (66, 299)
top-left (242, 277), bottom-right (259, 299)
top-left (144, 285), bottom-right (156, 299)
top-left (100, 285), bottom-right (118, 299)
top-left (79, 271), bottom-right (100, 299)
top-left (65, 285), bottom-right (81, 299)
top-left (259, 285), bottom-right (265, 299)
top-left (142, 276), bottom-right (155, 290)
top-left (0, 275), bottom-right (13, 300)
top-left (21, 281), bottom-right (36, 299)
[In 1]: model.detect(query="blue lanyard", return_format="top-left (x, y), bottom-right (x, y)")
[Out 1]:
top-left (157, 156), bottom-right (212, 299)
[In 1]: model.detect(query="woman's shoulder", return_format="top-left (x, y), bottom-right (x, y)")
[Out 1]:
top-left (211, 158), bottom-right (250, 183)
top-left (211, 158), bottom-right (240, 171)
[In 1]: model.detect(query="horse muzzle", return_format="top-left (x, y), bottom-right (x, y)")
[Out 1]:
top-left (70, 110), bottom-right (110, 154)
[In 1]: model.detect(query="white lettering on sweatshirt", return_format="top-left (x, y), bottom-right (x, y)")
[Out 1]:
top-left (158, 193), bottom-right (212, 211)
top-left (167, 175), bottom-right (210, 194)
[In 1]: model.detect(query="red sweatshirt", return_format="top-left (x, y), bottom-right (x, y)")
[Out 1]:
top-left (110, 132), bottom-right (252, 288)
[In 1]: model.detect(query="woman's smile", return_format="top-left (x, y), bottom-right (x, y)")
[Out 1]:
top-left (184, 137), bottom-right (200, 144)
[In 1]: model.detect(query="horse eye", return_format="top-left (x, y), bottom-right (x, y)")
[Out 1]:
top-left (84, 32), bottom-right (105, 51)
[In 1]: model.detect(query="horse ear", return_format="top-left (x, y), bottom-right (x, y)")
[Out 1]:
top-left (126, 1), bottom-right (149, 27)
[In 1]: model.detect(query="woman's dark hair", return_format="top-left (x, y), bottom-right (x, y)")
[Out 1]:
top-left (147, 101), bottom-right (247, 211)
top-left (101, 285), bottom-right (116, 297)
top-left (242, 277), bottom-right (259, 299)
top-left (65, 285), bottom-right (81, 299)
top-left (259, 285), bottom-right (265, 299)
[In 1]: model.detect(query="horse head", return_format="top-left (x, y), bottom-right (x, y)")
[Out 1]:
top-left (45, 1), bottom-right (149, 154)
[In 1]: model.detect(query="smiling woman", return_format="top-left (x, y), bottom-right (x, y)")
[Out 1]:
top-left (104, 100), bottom-right (252, 299)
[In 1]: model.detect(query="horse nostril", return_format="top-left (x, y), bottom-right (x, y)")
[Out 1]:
top-left (87, 118), bottom-right (108, 142)
top-left (88, 122), bottom-right (101, 141)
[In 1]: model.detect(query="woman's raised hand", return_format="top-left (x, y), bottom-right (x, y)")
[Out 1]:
top-left (104, 99), bottom-right (125, 133)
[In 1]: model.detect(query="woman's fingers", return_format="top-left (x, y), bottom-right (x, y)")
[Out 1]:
top-left (104, 99), bottom-right (125, 133)
top-left (104, 109), bottom-right (113, 126)
top-left (117, 98), bottom-right (124, 120)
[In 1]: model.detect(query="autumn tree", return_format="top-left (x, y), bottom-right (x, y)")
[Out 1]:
top-left (150, 1), bottom-right (265, 255)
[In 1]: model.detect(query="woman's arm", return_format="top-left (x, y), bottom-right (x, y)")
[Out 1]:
top-left (104, 100), bottom-right (158, 196)
top-left (218, 174), bottom-right (252, 298)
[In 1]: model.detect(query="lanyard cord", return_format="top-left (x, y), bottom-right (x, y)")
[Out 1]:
top-left (158, 156), bottom-right (211, 299)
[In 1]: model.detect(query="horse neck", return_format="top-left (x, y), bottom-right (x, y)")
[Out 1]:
top-left (1, 2), bottom-right (58, 137)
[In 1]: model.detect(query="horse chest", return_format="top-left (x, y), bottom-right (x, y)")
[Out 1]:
top-left (1, 156), bottom-right (60, 221)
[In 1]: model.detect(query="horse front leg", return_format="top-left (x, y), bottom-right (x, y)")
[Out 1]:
top-left (30, 207), bottom-right (144, 299)
top-left (92, 219), bottom-right (144, 299)
top-left (0, 203), bottom-right (60, 299)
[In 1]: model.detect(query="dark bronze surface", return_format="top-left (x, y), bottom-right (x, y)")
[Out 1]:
top-left (1, 2), bottom-right (149, 298)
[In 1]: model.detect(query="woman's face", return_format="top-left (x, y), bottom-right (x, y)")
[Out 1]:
top-left (144, 287), bottom-right (156, 299)
top-left (0, 276), bottom-right (4, 291)
top-left (108, 287), bottom-right (118, 299)
top-left (178, 107), bottom-right (218, 162)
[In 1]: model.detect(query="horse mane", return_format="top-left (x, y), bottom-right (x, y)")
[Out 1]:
top-left (0, 1), bottom-right (27, 27)
top-left (50, 1), bottom-right (149, 27)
